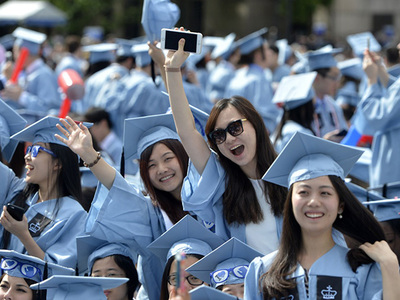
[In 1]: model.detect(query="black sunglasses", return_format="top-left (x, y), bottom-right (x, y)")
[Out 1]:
top-left (208, 119), bottom-right (247, 145)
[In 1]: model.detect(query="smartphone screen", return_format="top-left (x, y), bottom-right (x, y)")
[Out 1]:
top-left (164, 30), bottom-right (199, 53)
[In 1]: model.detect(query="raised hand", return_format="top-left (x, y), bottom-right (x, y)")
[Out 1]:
top-left (148, 40), bottom-right (166, 66)
top-left (55, 116), bottom-right (94, 159)
top-left (164, 27), bottom-right (190, 69)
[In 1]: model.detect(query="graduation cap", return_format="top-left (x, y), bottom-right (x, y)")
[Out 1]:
top-left (30, 275), bottom-right (128, 300)
top-left (0, 250), bottom-right (74, 283)
top-left (337, 58), bottom-right (364, 81)
top-left (147, 215), bottom-right (225, 261)
top-left (306, 47), bottom-right (342, 71)
top-left (0, 34), bottom-right (15, 51)
top-left (262, 132), bottom-right (364, 187)
top-left (10, 116), bottom-right (92, 147)
top-left (76, 235), bottom-right (137, 276)
top-left (236, 27), bottom-right (267, 55)
top-left (345, 180), bottom-right (383, 204)
top-left (346, 32), bottom-right (381, 58)
top-left (123, 112), bottom-right (178, 162)
top-left (211, 33), bottom-right (236, 60)
top-left (190, 285), bottom-right (238, 300)
top-left (115, 38), bottom-right (136, 57)
top-left (368, 181), bottom-right (400, 199)
top-left (187, 237), bottom-right (262, 287)
top-left (82, 43), bottom-right (118, 64)
top-left (276, 39), bottom-right (292, 66)
top-left (12, 27), bottom-right (46, 55)
top-left (291, 51), bottom-right (309, 74)
top-left (0, 99), bottom-right (27, 162)
top-left (272, 72), bottom-right (317, 110)
top-left (131, 43), bottom-right (152, 67)
top-left (141, 0), bottom-right (180, 43)
top-left (362, 199), bottom-right (400, 222)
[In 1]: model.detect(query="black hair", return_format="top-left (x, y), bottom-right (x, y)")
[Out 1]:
top-left (261, 175), bottom-right (386, 299)
top-left (274, 100), bottom-right (315, 146)
top-left (84, 107), bottom-right (113, 129)
top-left (113, 255), bottom-right (140, 299)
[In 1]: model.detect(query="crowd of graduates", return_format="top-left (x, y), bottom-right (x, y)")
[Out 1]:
top-left (0, 9), bottom-right (399, 300)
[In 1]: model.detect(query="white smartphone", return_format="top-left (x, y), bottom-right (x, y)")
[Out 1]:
top-left (161, 28), bottom-right (203, 54)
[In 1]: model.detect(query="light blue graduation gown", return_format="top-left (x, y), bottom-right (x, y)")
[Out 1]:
top-left (82, 64), bottom-right (130, 113)
top-left (181, 151), bottom-right (283, 243)
top-left (271, 64), bottom-right (291, 84)
top-left (6, 59), bottom-right (61, 122)
top-left (244, 244), bottom-right (383, 300)
top-left (387, 64), bottom-right (400, 79)
top-left (353, 79), bottom-right (400, 189)
top-left (0, 163), bottom-right (87, 269)
top-left (84, 172), bottom-right (168, 300)
top-left (312, 95), bottom-right (348, 137)
top-left (336, 81), bottom-right (361, 108)
top-left (273, 121), bottom-right (314, 153)
top-left (207, 60), bottom-right (236, 101)
top-left (224, 64), bottom-right (282, 134)
top-left (55, 54), bottom-right (85, 78)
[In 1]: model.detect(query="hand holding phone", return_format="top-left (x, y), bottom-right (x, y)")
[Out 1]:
top-left (161, 29), bottom-right (203, 54)
top-left (6, 204), bottom-right (25, 221)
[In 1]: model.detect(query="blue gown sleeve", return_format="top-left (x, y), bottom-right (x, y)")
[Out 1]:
top-left (20, 67), bottom-right (61, 112)
top-left (38, 201), bottom-right (87, 268)
top-left (0, 162), bottom-right (25, 206)
top-left (244, 254), bottom-right (275, 300)
top-left (181, 152), bottom-right (226, 223)
top-left (85, 172), bottom-right (160, 253)
top-left (356, 80), bottom-right (400, 133)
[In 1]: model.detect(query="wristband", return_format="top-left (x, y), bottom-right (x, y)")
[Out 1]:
top-left (164, 66), bottom-right (181, 72)
top-left (83, 152), bottom-right (101, 168)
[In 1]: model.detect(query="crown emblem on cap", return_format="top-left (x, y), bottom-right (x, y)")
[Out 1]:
top-left (321, 285), bottom-right (337, 299)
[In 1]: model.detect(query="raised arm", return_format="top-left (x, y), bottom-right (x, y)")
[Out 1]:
top-left (164, 30), bottom-right (211, 174)
top-left (363, 49), bottom-right (390, 88)
top-left (359, 240), bottom-right (400, 299)
top-left (55, 116), bottom-right (116, 190)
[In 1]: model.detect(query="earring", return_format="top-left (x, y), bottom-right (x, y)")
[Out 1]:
top-left (338, 213), bottom-right (343, 219)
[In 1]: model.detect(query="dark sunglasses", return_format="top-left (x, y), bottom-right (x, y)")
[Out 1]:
top-left (25, 145), bottom-right (57, 158)
top-left (208, 119), bottom-right (247, 145)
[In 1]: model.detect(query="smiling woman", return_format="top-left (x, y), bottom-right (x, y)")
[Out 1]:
top-left (0, 116), bottom-right (87, 269)
top-left (244, 132), bottom-right (400, 300)
top-left (56, 110), bottom-right (209, 300)
top-left (164, 29), bottom-right (287, 256)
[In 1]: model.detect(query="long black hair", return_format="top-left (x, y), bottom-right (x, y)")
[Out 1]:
top-left (261, 175), bottom-right (386, 299)
top-left (205, 96), bottom-right (287, 224)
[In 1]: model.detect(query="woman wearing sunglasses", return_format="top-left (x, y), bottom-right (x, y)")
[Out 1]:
top-left (163, 29), bottom-right (287, 255)
top-left (0, 116), bottom-right (87, 269)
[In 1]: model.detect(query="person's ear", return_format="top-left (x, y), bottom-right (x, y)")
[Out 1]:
top-left (53, 160), bottom-right (62, 171)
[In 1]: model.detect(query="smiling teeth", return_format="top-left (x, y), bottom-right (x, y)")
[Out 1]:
top-left (306, 213), bottom-right (323, 218)
top-left (160, 175), bottom-right (173, 182)
top-left (230, 145), bottom-right (241, 151)
top-left (25, 165), bottom-right (33, 170)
